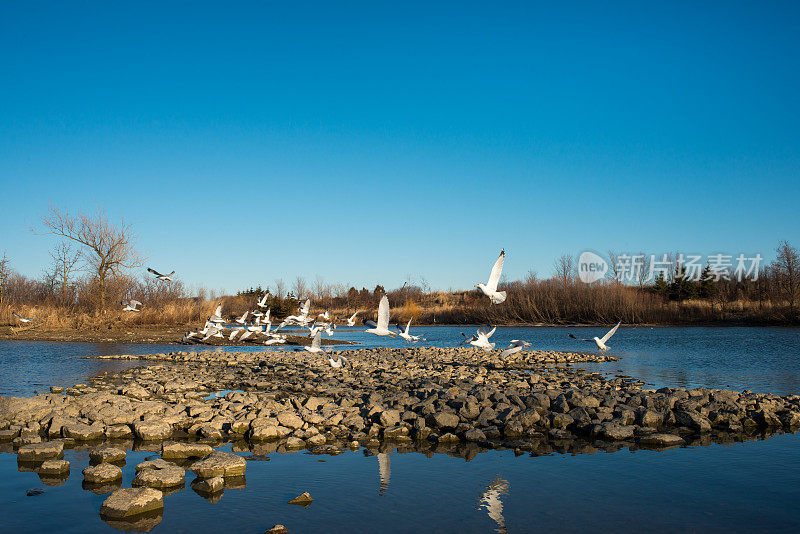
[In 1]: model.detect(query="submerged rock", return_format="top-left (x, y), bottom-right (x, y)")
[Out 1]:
top-left (287, 492), bottom-right (313, 506)
top-left (17, 441), bottom-right (63, 461)
top-left (190, 451), bottom-right (247, 477)
top-left (100, 487), bottom-right (164, 519)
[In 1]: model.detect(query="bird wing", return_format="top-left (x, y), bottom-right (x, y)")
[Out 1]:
top-left (167, 271), bottom-right (175, 277)
top-left (600, 321), bottom-right (621, 344)
top-left (377, 295), bottom-right (390, 330)
top-left (364, 319), bottom-right (378, 328)
top-left (12, 312), bottom-right (22, 319)
top-left (349, 311), bottom-right (359, 321)
top-left (568, 333), bottom-right (594, 343)
top-left (130, 300), bottom-right (142, 307)
top-left (311, 330), bottom-right (321, 349)
top-left (477, 324), bottom-right (493, 336)
top-left (301, 300), bottom-right (310, 315)
top-left (486, 326), bottom-right (496, 338)
top-left (214, 304), bottom-right (222, 317)
top-left (406, 317), bottom-right (413, 333)
top-left (340, 356), bottom-right (349, 367)
top-left (147, 267), bottom-right (163, 277)
top-left (486, 249), bottom-right (505, 291)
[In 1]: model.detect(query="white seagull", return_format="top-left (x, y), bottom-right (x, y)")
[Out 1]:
top-left (147, 267), bottom-right (175, 281)
top-left (500, 339), bottom-right (530, 358)
top-left (364, 295), bottom-right (396, 337)
top-left (235, 311), bottom-right (249, 325)
top-left (318, 311), bottom-right (330, 321)
top-left (397, 317), bottom-right (422, 343)
top-left (121, 300), bottom-right (142, 312)
top-left (569, 321), bottom-right (621, 354)
top-left (303, 330), bottom-right (326, 354)
top-left (12, 312), bottom-right (36, 323)
top-left (475, 249), bottom-right (507, 304)
top-left (209, 304), bottom-right (225, 324)
top-left (257, 293), bottom-right (270, 309)
top-left (461, 325), bottom-right (496, 351)
top-left (328, 355), bottom-right (349, 368)
top-left (346, 311), bottom-right (359, 327)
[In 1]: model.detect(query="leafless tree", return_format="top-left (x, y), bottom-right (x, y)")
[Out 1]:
top-left (273, 279), bottom-right (286, 299)
top-left (607, 251), bottom-right (620, 282)
top-left (39, 206), bottom-right (144, 311)
top-left (775, 241), bottom-right (800, 315)
top-left (553, 254), bottom-right (574, 289)
top-left (0, 252), bottom-right (10, 316)
top-left (293, 276), bottom-right (308, 300)
top-left (637, 252), bottom-right (652, 289)
top-left (48, 241), bottom-right (81, 304)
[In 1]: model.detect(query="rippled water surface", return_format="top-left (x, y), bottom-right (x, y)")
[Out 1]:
top-left (2, 327), bottom-right (800, 532)
top-left (2, 326), bottom-right (800, 396)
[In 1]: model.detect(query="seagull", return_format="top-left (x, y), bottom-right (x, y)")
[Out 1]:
top-left (346, 311), bottom-right (359, 327)
top-left (328, 355), bottom-right (349, 368)
top-left (397, 317), bottom-right (422, 343)
top-left (569, 321), bottom-right (621, 354)
top-left (324, 323), bottom-right (336, 336)
top-left (303, 330), bottom-right (326, 354)
top-left (235, 311), bottom-right (249, 325)
top-left (500, 339), bottom-right (530, 358)
top-left (364, 295), bottom-right (397, 337)
top-left (209, 304), bottom-right (225, 324)
top-left (461, 325), bottom-right (496, 351)
top-left (121, 300), bottom-right (142, 312)
top-left (201, 324), bottom-right (224, 342)
top-left (318, 311), bottom-right (330, 321)
top-left (182, 331), bottom-right (198, 342)
top-left (264, 337), bottom-right (285, 346)
top-left (229, 328), bottom-right (243, 341)
top-left (308, 322), bottom-right (324, 337)
top-left (12, 312), bottom-right (36, 323)
top-left (475, 249), bottom-right (507, 304)
top-left (147, 268), bottom-right (175, 281)
top-left (257, 293), bottom-right (270, 309)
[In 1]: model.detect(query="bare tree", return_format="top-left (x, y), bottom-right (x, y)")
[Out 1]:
top-left (48, 241), bottom-right (81, 304)
top-left (273, 279), bottom-right (286, 300)
top-left (553, 254), bottom-right (574, 289)
top-left (0, 252), bottom-right (10, 317)
top-left (774, 241), bottom-right (800, 315)
top-left (293, 276), bottom-right (308, 301)
top-left (39, 206), bottom-right (143, 311)
top-left (637, 252), bottom-right (652, 289)
top-left (607, 251), bottom-right (620, 282)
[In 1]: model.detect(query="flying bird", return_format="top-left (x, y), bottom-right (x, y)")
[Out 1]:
top-left (569, 321), bottom-right (621, 354)
top-left (121, 300), bottom-right (142, 312)
top-left (346, 311), bottom-right (359, 327)
top-left (303, 330), bottom-right (326, 354)
top-left (461, 325), bottom-right (496, 351)
top-left (397, 317), bottom-right (422, 343)
top-left (147, 268), bottom-right (175, 281)
top-left (257, 293), bottom-right (270, 309)
top-left (318, 311), bottom-right (330, 321)
top-left (364, 295), bottom-right (396, 337)
top-left (328, 355), bottom-right (349, 368)
top-left (208, 304), bottom-right (225, 324)
top-left (475, 249), bottom-right (507, 304)
top-left (500, 339), bottom-right (530, 358)
top-left (12, 312), bottom-right (36, 323)
top-left (235, 311), bottom-right (249, 325)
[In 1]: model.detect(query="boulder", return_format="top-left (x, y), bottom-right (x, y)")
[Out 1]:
top-left (162, 442), bottom-right (214, 460)
top-left (83, 463), bottom-right (123, 484)
top-left (133, 465), bottom-right (186, 489)
top-left (276, 412), bottom-right (303, 430)
top-left (190, 451), bottom-right (246, 477)
top-left (36, 459), bottom-right (70, 475)
top-left (62, 422), bottom-right (105, 440)
top-left (100, 488), bottom-right (164, 519)
top-left (90, 447), bottom-right (126, 464)
top-left (191, 476), bottom-right (224, 494)
top-left (17, 441), bottom-right (63, 461)
top-left (134, 421), bottom-right (173, 441)
top-left (637, 433), bottom-right (685, 447)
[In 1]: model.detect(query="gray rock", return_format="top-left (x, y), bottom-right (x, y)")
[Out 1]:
top-left (17, 441), bottom-right (64, 461)
top-left (674, 410), bottom-right (712, 432)
top-left (36, 459), bottom-right (70, 475)
top-left (134, 421), bottom-right (173, 440)
top-left (191, 476), bottom-right (224, 494)
top-left (100, 487), bottom-right (164, 519)
top-left (90, 447), bottom-right (126, 464)
top-left (83, 463), bottom-right (123, 484)
top-left (161, 442), bottom-right (214, 460)
top-left (191, 451), bottom-right (247, 477)
top-left (133, 464), bottom-right (186, 488)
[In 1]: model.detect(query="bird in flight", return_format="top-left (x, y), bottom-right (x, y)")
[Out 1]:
top-left (147, 268), bottom-right (175, 281)
top-left (475, 249), bottom-right (507, 304)
top-left (364, 295), bottom-right (396, 337)
top-left (12, 312), bottom-right (36, 323)
top-left (328, 355), bottom-right (349, 368)
top-left (500, 339), bottom-right (530, 357)
top-left (396, 317), bottom-right (423, 343)
top-left (121, 300), bottom-right (142, 312)
top-left (303, 330), bottom-right (326, 354)
top-left (346, 311), bottom-right (359, 327)
top-left (461, 325), bottom-right (496, 351)
top-left (569, 321), bottom-right (621, 354)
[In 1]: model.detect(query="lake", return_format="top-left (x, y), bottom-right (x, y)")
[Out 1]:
top-left (2, 326), bottom-right (800, 533)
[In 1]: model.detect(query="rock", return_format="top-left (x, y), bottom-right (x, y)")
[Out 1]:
top-left (265, 525), bottom-right (289, 534)
top-left (105, 424), bottom-right (134, 439)
top-left (638, 433), bottom-right (685, 447)
top-left (191, 476), bottom-right (224, 494)
top-left (136, 458), bottom-right (178, 472)
top-left (90, 447), bottom-right (126, 464)
top-left (134, 421), bottom-right (173, 440)
top-left (36, 459), bottom-right (70, 475)
top-left (191, 451), bottom-right (247, 477)
top-left (284, 437), bottom-right (305, 448)
top-left (754, 409), bottom-right (782, 427)
top-left (464, 428), bottom-right (486, 441)
top-left (306, 433), bottom-right (327, 446)
top-left (133, 464), bottom-right (186, 488)
top-left (599, 423), bottom-right (635, 441)
top-left (100, 488), bottom-right (164, 519)
top-left (425, 412), bottom-right (460, 430)
top-left (62, 422), bottom-right (105, 440)
top-left (287, 491), bottom-right (313, 505)
top-left (378, 410), bottom-right (401, 427)
top-left (83, 463), bottom-right (123, 484)
top-left (250, 425), bottom-right (282, 441)
top-left (162, 442), bottom-right (214, 460)
top-left (674, 410), bottom-right (712, 433)
top-left (436, 432), bottom-right (460, 443)
top-left (550, 413), bottom-right (574, 429)
top-left (276, 412), bottom-right (303, 430)
top-left (17, 441), bottom-right (63, 461)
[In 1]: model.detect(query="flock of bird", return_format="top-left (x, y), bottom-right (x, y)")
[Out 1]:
top-left (9, 250), bottom-right (626, 361)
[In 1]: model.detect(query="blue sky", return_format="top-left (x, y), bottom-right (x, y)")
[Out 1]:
top-left (1, 1), bottom-right (798, 293)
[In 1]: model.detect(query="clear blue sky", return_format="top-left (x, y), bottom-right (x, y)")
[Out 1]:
top-left (1, 1), bottom-right (798, 294)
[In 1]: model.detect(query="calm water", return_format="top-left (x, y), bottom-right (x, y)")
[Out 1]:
top-left (2, 327), bottom-right (800, 533)
top-left (2, 326), bottom-right (800, 396)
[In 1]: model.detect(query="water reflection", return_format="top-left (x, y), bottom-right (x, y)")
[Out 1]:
top-left (377, 453), bottom-right (391, 495)
top-left (480, 477), bottom-right (509, 534)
